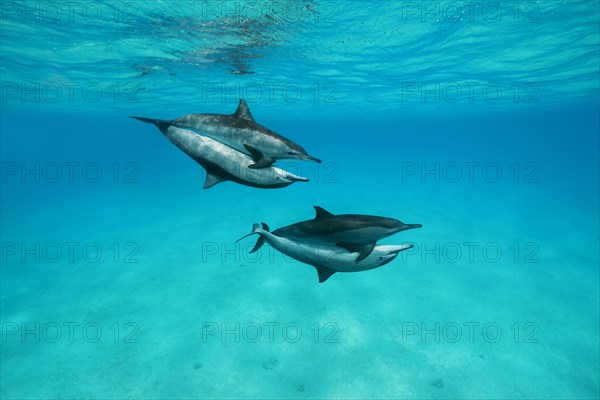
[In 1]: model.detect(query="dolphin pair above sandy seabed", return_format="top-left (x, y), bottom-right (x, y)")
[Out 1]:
top-left (132, 101), bottom-right (423, 282)
top-left (132, 121), bottom-right (308, 188)
top-left (132, 100), bottom-right (321, 189)
top-left (238, 206), bottom-right (422, 282)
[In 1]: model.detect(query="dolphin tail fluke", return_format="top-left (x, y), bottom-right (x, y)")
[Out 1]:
top-left (130, 116), bottom-right (156, 124)
top-left (130, 116), bottom-right (171, 133)
top-left (236, 223), bottom-right (270, 253)
top-left (236, 223), bottom-right (261, 242)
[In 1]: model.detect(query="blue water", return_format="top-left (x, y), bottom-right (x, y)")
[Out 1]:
top-left (1, 1), bottom-right (599, 399)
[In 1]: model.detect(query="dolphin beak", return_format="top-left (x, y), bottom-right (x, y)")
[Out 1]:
top-left (398, 223), bottom-right (422, 232)
top-left (385, 244), bottom-right (414, 255)
top-left (376, 244), bottom-right (414, 267)
top-left (302, 154), bottom-right (322, 163)
top-left (287, 175), bottom-right (309, 183)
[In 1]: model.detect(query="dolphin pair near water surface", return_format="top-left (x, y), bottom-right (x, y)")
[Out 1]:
top-left (238, 207), bottom-right (422, 282)
top-left (133, 100), bottom-right (320, 190)
top-left (131, 121), bottom-right (308, 189)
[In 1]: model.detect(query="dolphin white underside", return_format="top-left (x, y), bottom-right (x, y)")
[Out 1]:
top-left (164, 126), bottom-right (308, 188)
top-left (254, 228), bottom-right (412, 273)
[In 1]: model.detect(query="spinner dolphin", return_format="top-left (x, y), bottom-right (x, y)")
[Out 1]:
top-left (238, 223), bottom-right (414, 283)
top-left (271, 206), bottom-right (422, 262)
top-left (132, 119), bottom-right (308, 189)
top-left (137, 99), bottom-right (321, 169)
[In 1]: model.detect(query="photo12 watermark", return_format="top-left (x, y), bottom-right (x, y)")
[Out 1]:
top-left (191, 159), bottom-right (340, 186)
top-left (0, 81), bottom-right (339, 105)
top-left (198, 240), bottom-right (539, 265)
top-left (1, 81), bottom-right (143, 104)
top-left (1, 321), bottom-right (140, 344)
top-left (400, 321), bottom-right (539, 343)
top-left (398, 2), bottom-right (540, 24)
top-left (399, 162), bottom-right (539, 184)
top-left (400, 82), bottom-right (539, 104)
top-left (399, 241), bottom-right (540, 264)
top-left (196, 1), bottom-right (339, 24)
top-left (0, 1), bottom-right (339, 24)
top-left (1, 241), bottom-right (140, 264)
top-left (1, 1), bottom-right (140, 23)
top-left (1, 161), bottom-right (140, 184)
top-left (198, 81), bottom-right (339, 104)
top-left (201, 321), bottom-right (340, 343)
top-left (200, 240), bottom-right (362, 265)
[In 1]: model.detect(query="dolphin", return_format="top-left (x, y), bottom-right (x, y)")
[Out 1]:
top-left (238, 223), bottom-right (414, 283)
top-left (132, 118), bottom-right (309, 189)
top-left (271, 206), bottom-right (422, 262)
top-left (136, 99), bottom-right (321, 169)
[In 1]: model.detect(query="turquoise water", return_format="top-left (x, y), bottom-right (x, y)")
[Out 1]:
top-left (1, 1), bottom-right (599, 399)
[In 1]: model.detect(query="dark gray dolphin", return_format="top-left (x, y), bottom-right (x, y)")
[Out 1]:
top-left (132, 118), bottom-right (308, 189)
top-left (146, 99), bottom-right (321, 168)
top-left (237, 223), bottom-right (414, 283)
top-left (271, 206), bottom-right (422, 262)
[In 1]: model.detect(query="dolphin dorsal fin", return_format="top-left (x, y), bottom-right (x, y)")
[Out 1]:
top-left (314, 206), bottom-right (334, 220)
top-left (233, 99), bottom-right (255, 121)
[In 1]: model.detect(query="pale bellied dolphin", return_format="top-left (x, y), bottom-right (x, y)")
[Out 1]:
top-left (140, 99), bottom-right (321, 169)
top-left (237, 223), bottom-right (414, 283)
top-left (271, 206), bottom-right (422, 262)
top-left (132, 118), bottom-right (308, 189)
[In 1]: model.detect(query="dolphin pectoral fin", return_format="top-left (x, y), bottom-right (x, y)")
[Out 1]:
top-left (203, 172), bottom-right (227, 189)
top-left (248, 158), bottom-right (275, 169)
top-left (244, 144), bottom-right (264, 160)
top-left (314, 206), bottom-right (335, 220)
top-left (314, 265), bottom-right (337, 283)
top-left (244, 144), bottom-right (275, 169)
top-left (233, 99), bottom-right (255, 122)
top-left (336, 242), bottom-right (363, 253)
top-left (337, 241), bottom-right (376, 262)
top-left (355, 242), bottom-right (376, 263)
